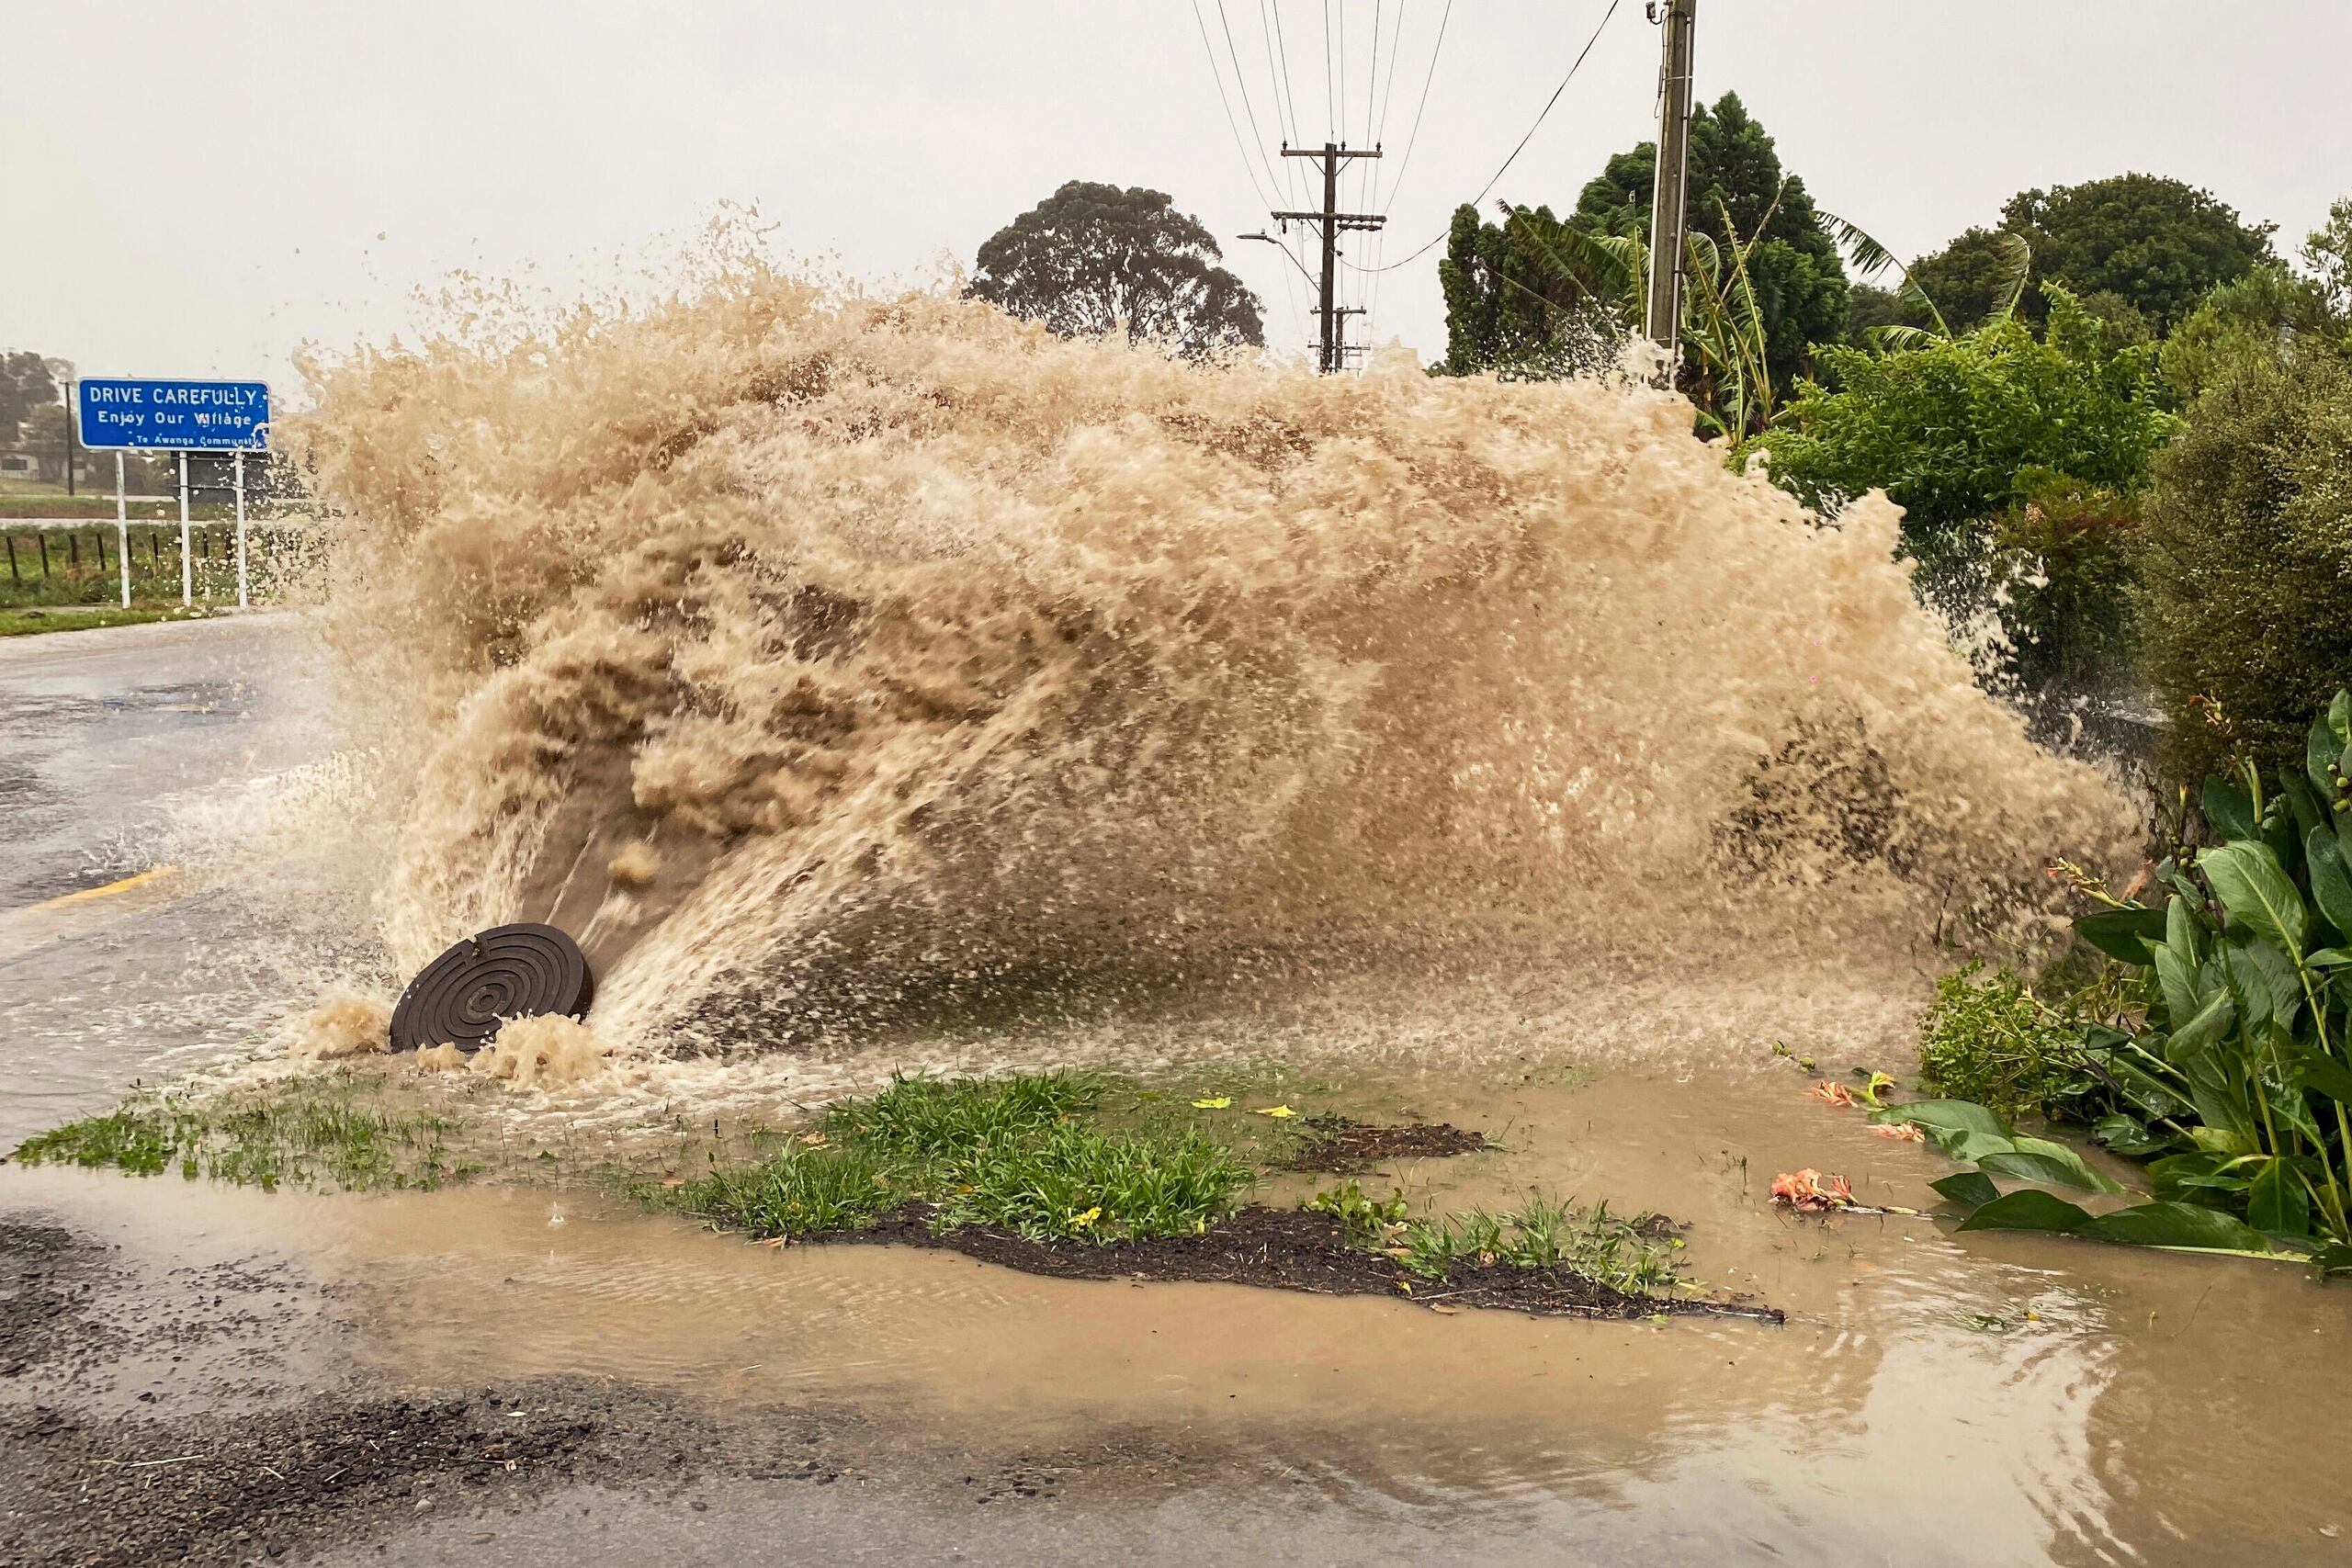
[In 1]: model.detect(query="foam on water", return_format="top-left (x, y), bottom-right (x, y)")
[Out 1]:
top-left (270, 257), bottom-right (2135, 1100)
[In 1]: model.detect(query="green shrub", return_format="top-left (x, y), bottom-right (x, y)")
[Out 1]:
top-left (1747, 289), bottom-right (2171, 696)
top-left (1917, 962), bottom-right (2099, 1122)
top-left (2135, 345), bottom-right (2352, 783)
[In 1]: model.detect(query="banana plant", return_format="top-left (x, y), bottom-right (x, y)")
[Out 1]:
top-left (1820, 212), bottom-right (2033, 351)
top-left (1497, 187), bottom-right (1787, 439)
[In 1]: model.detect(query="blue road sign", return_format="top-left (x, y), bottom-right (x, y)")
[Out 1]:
top-left (77, 378), bottom-right (270, 451)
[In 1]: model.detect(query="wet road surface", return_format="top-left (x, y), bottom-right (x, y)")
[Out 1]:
top-left (0, 615), bottom-right (343, 1144)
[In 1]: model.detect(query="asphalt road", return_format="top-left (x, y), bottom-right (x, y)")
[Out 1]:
top-left (0, 613), bottom-right (343, 1143)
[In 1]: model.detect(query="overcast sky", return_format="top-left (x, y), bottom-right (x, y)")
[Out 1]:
top-left (6, 1), bottom-right (2346, 394)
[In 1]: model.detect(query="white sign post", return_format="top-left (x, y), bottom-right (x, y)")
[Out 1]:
top-left (233, 450), bottom-right (249, 611)
top-left (114, 452), bottom-right (130, 609)
top-left (176, 453), bottom-right (192, 607)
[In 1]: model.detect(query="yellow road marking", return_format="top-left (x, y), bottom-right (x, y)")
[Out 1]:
top-left (29, 864), bottom-right (181, 910)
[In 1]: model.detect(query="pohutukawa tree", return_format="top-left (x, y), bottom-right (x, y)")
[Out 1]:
top-left (967, 181), bottom-right (1264, 360)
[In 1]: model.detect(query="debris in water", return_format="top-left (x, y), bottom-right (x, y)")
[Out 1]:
top-left (1808, 1082), bottom-right (1859, 1108)
top-left (1770, 1169), bottom-right (1919, 1217)
top-left (1872, 1122), bottom-right (1926, 1142)
top-left (1771, 1169), bottom-right (1857, 1211)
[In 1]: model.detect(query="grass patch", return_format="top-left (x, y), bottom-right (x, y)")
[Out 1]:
top-left (0, 605), bottom-right (214, 637)
top-left (1392, 1195), bottom-right (1687, 1295)
top-left (11, 1073), bottom-right (480, 1193)
top-left (656, 1072), bottom-right (1254, 1245)
top-left (1306, 1179), bottom-right (1686, 1296)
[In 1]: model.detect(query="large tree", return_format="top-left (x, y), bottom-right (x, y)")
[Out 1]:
top-left (1911, 174), bottom-right (2275, 336)
top-left (1569, 93), bottom-right (1849, 393)
top-left (0, 351), bottom-right (59, 448)
top-left (967, 181), bottom-right (1263, 359)
top-left (1434, 95), bottom-right (1845, 391)
top-left (1432, 203), bottom-right (1609, 377)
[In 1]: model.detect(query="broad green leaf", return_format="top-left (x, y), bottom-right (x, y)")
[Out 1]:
top-left (2091, 1112), bottom-right (2172, 1157)
top-left (1875, 1100), bottom-right (2010, 1142)
top-left (2312, 715), bottom-right (2344, 802)
top-left (2166, 988), bottom-right (2236, 1057)
top-left (2216, 931), bottom-right (2284, 1031)
top-left (2150, 1151), bottom-right (2247, 1199)
top-left (2188, 1125), bottom-right (2256, 1159)
top-left (2077, 1201), bottom-right (2270, 1253)
top-left (2306, 828), bottom-right (2352, 942)
top-left (2203, 777), bottom-right (2256, 841)
top-left (2074, 907), bottom-right (2165, 965)
top-left (2282, 771), bottom-right (2324, 843)
top-left (2009, 1135), bottom-right (2128, 1193)
top-left (1956, 1189), bottom-right (2093, 1234)
top-left (2279, 1039), bottom-right (2352, 1105)
top-left (1979, 1149), bottom-right (2124, 1194)
top-left (1930, 1170), bottom-right (1999, 1208)
top-left (2247, 1157), bottom-right (2312, 1235)
top-left (2164, 894), bottom-right (2202, 965)
top-left (2306, 947), bottom-right (2352, 966)
top-left (2312, 1244), bottom-right (2352, 1278)
top-left (2153, 944), bottom-right (2201, 1028)
top-left (1945, 1129), bottom-right (2019, 1164)
top-left (2101, 1055), bottom-right (2191, 1122)
top-left (2199, 840), bottom-right (2308, 957)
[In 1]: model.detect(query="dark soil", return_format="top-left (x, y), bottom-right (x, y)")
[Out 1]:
top-left (0, 1223), bottom-right (109, 1379)
top-left (1283, 1114), bottom-right (1490, 1174)
top-left (0, 1382), bottom-right (850, 1568)
top-left (854, 1206), bottom-right (1782, 1324)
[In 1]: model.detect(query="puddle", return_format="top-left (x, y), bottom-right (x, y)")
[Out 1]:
top-left (9, 1061), bottom-right (2348, 1565)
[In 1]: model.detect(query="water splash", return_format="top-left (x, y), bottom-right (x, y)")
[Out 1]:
top-left (282, 258), bottom-right (2134, 1083)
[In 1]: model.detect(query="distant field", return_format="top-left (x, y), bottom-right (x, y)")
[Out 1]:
top-left (0, 497), bottom-right (257, 521)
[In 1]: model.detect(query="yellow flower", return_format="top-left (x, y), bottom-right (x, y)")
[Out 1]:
top-left (1070, 1206), bottom-right (1102, 1229)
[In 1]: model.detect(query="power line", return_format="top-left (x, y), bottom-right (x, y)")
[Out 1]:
top-left (1190, 0), bottom-right (1281, 210)
top-left (1379, 0), bottom-right (1450, 210)
top-left (1214, 0), bottom-right (1291, 200)
top-left (1344, 0), bottom-right (1623, 276)
top-left (1321, 2), bottom-right (1336, 138)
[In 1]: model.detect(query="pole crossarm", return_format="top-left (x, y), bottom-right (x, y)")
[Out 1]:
top-left (1270, 142), bottom-right (1387, 372)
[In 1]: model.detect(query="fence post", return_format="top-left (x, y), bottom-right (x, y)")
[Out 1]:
top-left (6, 535), bottom-right (16, 584)
top-left (38, 532), bottom-right (50, 578)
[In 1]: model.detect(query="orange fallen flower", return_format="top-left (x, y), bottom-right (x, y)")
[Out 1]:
top-left (1770, 1168), bottom-right (1856, 1211)
top-left (1871, 1122), bottom-right (1926, 1143)
top-left (1808, 1081), bottom-right (1858, 1108)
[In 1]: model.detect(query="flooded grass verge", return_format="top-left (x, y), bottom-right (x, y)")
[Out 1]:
top-left (10, 1074), bottom-right (479, 1191)
top-left (642, 1071), bottom-right (1772, 1324)
top-left (9, 1066), bottom-right (1776, 1322)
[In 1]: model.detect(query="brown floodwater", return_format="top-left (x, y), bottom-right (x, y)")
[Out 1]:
top-left (10, 1060), bottom-right (2347, 1567)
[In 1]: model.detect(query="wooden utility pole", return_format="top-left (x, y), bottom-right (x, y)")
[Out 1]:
top-left (1275, 142), bottom-right (1385, 372)
top-left (1645, 0), bottom-right (1697, 366)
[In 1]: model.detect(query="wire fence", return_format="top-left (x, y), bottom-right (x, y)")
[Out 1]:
top-left (0, 518), bottom-right (324, 610)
